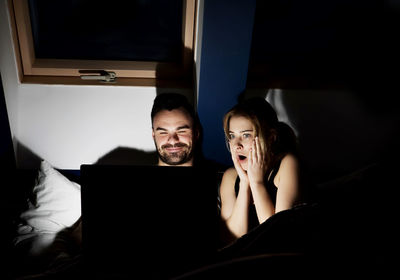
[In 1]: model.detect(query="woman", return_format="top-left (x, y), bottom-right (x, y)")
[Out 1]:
top-left (219, 97), bottom-right (302, 244)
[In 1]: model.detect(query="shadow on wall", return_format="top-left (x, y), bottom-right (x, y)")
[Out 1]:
top-left (14, 139), bottom-right (160, 168)
top-left (242, 87), bottom-right (400, 184)
top-left (96, 147), bottom-right (158, 165)
top-left (15, 140), bottom-right (42, 169)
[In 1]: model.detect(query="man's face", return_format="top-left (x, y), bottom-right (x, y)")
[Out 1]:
top-left (152, 108), bottom-right (196, 166)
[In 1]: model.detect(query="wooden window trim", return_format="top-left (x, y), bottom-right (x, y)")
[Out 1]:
top-left (9, 0), bottom-right (196, 87)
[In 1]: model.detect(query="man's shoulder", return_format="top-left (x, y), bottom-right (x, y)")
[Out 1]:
top-left (195, 158), bottom-right (228, 172)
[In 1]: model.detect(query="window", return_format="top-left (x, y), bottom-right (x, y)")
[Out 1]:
top-left (9, 0), bottom-right (197, 87)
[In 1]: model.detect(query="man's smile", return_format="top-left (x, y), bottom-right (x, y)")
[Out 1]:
top-left (166, 147), bottom-right (183, 153)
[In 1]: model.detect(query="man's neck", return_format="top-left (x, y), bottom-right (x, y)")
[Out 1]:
top-left (157, 159), bottom-right (193, 167)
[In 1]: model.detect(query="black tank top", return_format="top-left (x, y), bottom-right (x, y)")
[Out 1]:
top-left (234, 168), bottom-right (278, 231)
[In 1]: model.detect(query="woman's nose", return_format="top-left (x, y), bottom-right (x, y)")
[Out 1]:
top-left (231, 138), bottom-right (242, 149)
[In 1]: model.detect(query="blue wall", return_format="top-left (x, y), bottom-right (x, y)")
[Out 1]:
top-left (197, 0), bottom-right (256, 167)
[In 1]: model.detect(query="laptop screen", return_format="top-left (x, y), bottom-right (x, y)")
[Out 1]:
top-left (80, 164), bottom-right (219, 278)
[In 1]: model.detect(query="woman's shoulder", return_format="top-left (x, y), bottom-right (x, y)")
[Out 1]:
top-left (220, 167), bottom-right (238, 188)
top-left (276, 153), bottom-right (300, 177)
top-left (280, 153), bottom-right (299, 167)
top-left (223, 167), bottom-right (238, 179)
top-left (274, 153), bottom-right (300, 188)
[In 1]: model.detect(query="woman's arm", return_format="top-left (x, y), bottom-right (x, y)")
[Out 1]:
top-left (247, 139), bottom-right (300, 224)
top-left (220, 167), bottom-right (251, 240)
top-left (274, 153), bottom-right (300, 213)
top-left (247, 137), bottom-right (275, 223)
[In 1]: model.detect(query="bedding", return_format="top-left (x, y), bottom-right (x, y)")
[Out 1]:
top-left (14, 161), bottom-right (81, 246)
top-left (7, 160), bottom-right (383, 279)
top-left (10, 161), bottom-right (82, 279)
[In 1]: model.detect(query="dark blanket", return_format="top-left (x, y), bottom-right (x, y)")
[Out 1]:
top-left (5, 161), bottom-right (387, 279)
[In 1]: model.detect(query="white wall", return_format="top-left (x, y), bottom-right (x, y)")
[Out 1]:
top-left (16, 85), bottom-right (158, 169)
top-left (0, 0), bottom-right (193, 169)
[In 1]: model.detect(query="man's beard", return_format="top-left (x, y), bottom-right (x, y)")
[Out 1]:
top-left (156, 142), bottom-right (194, 165)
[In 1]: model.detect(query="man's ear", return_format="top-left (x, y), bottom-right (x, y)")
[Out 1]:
top-left (195, 129), bottom-right (200, 140)
top-left (152, 129), bottom-right (155, 139)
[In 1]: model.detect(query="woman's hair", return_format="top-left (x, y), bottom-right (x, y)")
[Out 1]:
top-left (223, 97), bottom-right (297, 172)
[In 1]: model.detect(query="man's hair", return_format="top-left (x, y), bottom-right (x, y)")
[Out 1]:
top-left (151, 93), bottom-right (197, 127)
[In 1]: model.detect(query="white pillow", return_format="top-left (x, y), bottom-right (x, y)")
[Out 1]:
top-left (17, 160), bottom-right (81, 236)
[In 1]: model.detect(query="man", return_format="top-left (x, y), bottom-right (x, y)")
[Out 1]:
top-left (151, 93), bottom-right (203, 166)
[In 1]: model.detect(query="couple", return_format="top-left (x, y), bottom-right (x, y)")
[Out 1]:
top-left (152, 93), bottom-right (302, 246)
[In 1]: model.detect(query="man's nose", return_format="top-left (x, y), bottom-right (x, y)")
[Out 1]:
top-left (168, 133), bottom-right (179, 143)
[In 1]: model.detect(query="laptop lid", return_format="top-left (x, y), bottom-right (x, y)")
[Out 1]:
top-left (80, 164), bottom-right (219, 279)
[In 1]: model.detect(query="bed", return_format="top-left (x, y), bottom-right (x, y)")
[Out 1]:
top-left (3, 159), bottom-right (385, 279)
top-left (4, 161), bottom-right (82, 279)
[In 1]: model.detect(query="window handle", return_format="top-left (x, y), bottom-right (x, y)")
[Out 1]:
top-left (79, 70), bottom-right (116, 83)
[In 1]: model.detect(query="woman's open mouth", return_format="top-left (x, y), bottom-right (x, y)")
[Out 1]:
top-left (238, 155), bottom-right (247, 161)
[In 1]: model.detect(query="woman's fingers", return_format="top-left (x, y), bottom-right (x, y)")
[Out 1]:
top-left (252, 140), bottom-right (257, 163)
top-left (248, 137), bottom-right (265, 183)
top-left (248, 147), bottom-right (253, 170)
top-left (255, 137), bottom-right (262, 163)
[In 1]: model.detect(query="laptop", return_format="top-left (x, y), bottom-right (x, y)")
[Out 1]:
top-left (80, 164), bottom-right (219, 279)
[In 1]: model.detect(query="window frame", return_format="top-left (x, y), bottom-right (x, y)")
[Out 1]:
top-left (9, 0), bottom-right (197, 87)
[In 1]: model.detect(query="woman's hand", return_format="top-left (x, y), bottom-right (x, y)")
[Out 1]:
top-left (247, 137), bottom-right (266, 188)
top-left (231, 148), bottom-right (249, 187)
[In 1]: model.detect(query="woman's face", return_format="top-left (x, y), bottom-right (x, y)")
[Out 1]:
top-left (228, 116), bottom-right (255, 171)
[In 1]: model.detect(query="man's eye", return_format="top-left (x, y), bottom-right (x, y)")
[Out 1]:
top-left (177, 130), bottom-right (189, 134)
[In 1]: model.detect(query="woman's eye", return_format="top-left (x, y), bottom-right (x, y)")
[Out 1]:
top-left (229, 134), bottom-right (235, 140)
top-left (243, 133), bottom-right (251, 139)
